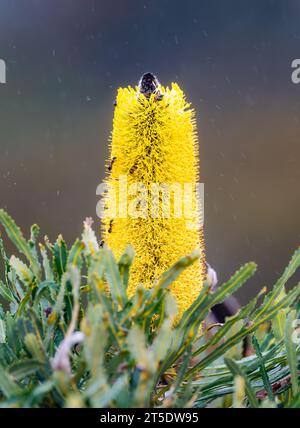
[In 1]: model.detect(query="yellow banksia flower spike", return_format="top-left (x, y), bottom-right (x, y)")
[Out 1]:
top-left (102, 73), bottom-right (206, 317)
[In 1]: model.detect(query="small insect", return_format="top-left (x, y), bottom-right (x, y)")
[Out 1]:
top-left (108, 219), bottom-right (113, 233)
top-left (130, 162), bottom-right (138, 174)
top-left (44, 307), bottom-right (52, 318)
top-left (113, 98), bottom-right (117, 107)
top-left (100, 240), bottom-right (105, 247)
top-left (108, 156), bottom-right (116, 172)
top-left (138, 72), bottom-right (164, 101)
top-left (155, 93), bottom-right (164, 101)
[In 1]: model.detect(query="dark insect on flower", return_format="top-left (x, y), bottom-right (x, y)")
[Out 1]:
top-left (44, 307), bottom-right (52, 318)
top-left (100, 240), bottom-right (104, 247)
top-left (138, 72), bottom-right (164, 101)
top-left (130, 162), bottom-right (138, 174)
top-left (113, 98), bottom-right (117, 107)
top-left (108, 219), bottom-right (113, 233)
top-left (108, 156), bottom-right (116, 172)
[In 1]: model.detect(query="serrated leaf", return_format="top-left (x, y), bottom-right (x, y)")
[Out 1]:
top-left (67, 239), bottom-right (85, 268)
top-left (193, 289), bottom-right (264, 358)
top-left (127, 324), bottom-right (155, 372)
top-left (209, 262), bottom-right (257, 308)
top-left (187, 282), bottom-right (300, 378)
top-left (53, 235), bottom-right (68, 280)
top-left (103, 248), bottom-right (127, 308)
top-left (9, 359), bottom-right (43, 381)
top-left (225, 358), bottom-right (259, 408)
top-left (224, 319), bottom-right (244, 359)
top-left (157, 250), bottom-right (200, 291)
top-left (83, 305), bottom-right (107, 379)
top-left (252, 336), bottom-right (275, 401)
top-left (39, 244), bottom-right (54, 282)
top-left (0, 364), bottom-right (22, 398)
top-left (285, 310), bottom-right (299, 396)
top-left (10, 255), bottom-right (34, 286)
top-left (0, 280), bottom-right (16, 304)
top-left (24, 333), bottom-right (47, 363)
top-left (118, 245), bottom-right (134, 290)
top-left (0, 209), bottom-right (41, 278)
top-left (0, 319), bottom-right (6, 343)
top-left (253, 247), bottom-right (300, 321)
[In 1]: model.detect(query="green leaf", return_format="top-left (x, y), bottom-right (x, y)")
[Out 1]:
top-left (162, 263), bottom-right (257, 373)
top-left (150, 295), bottom-right (176, 365)
top-left (208, 262), bottom-right (257, 308)
top-left (157, 250), bottom-right (200, 291)
top-left (224, 319), bottom-right (244, 360)
top-left (30, 224), bottom-right (40, 244)
top-left (0, 364), bottom-right (22, 398)
top-left (103, 248), bottom-right (128, 308)
top-left (24, 333), bottom-right (47, 364)
top-left (272, 307), bottom-right (287, 342)
top-left (188, 282), bottom-right (300, 377)
top-left (118, 245), bottom-right (134, 290)
top-left (127, 325), bottom-right (154, 371)
top-left (34, 281), bottom-right (58, 306)
top-left (85, 374), bottom-right (128, 408)
top-left (0, 316), bottom-right (6, 344)
top-left (39, 244), bottom-right (54, 282)
top-left (67, 239), bottom-right (85, 268)
top-left (0, 280), bottom-right (16, 304)
top-left (0, 209), bottom-right (41, 278)
top-left (0, 236), bottom-right (11, 287)
top-left (225, 358), bottom-right (259, 408)
top-left (284, 310), bottom-right (299, 396)
top-left (10, 255), bottom-right (34, 287)
top-left (9, 359), bottom-right (43, 381)
top-left (53, 235), bottom-right (68, 280)
top-left (29, 224), bottom-right (40, 262)
top-left (193, 290), bottom-right (264, 358)
top-left (83, 304), bottom-right (107, 379)
top-left (252, 336), bottom-right (275, 401)
top-left (253, 247), bottom-right (300, 322)
top-left (26, 380), bottom-right (55, 407)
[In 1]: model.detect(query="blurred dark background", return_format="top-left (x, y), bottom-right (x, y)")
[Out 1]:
top-left (0, 0), bottom-right (299, 302)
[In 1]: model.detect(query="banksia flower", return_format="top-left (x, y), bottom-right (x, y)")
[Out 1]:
top-left (101, 73), bottom-right (206, 317)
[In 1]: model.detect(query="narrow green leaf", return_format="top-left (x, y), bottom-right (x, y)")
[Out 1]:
top-left (157, 250), bottom-right (200, 291)
top-left (209, 262), bottom-right (257, 308)
top-left (39, 244), bottom-right (54, 282)
top-left (0, 210), bottom-right (41, 278)
top-left (0, 280), bottom-right (16, 304)
top-left (0, 317), bottom-right (6, 343)
top-left (284, 310), bottom-right (299, 396)
top-left (67, 239), bottom-right (85, 267)
top-left (53, 235), bottom-right (68, 280)
top-left (225, 358), bottom-right (259, 408)
top-left (9, 359), bottom-right (43, 381)
top-left (118, 245), bottom-right (134, 290)
top-left (0, 364), bottom-right (22, 398)
top-left (272, 309), bottom-right (287, 342)
top-left (187, 282), bottom-right (300, 377)
top-left (34, 280), bottom-right (58, 303)
top-left (162, 263), bottom-right (257, 373)
top-left (252, 336), bottom-right (275, 401)
top-left (193, 290), bottom-right (263, 358)
top-left (103, 248), bottom-right (127, 307)
top-left (253, 247), bottom-right (300, 321)
top-left (10, 255), bottom-right (34, 287)
top-left (24, 333), bottom-right (47, 363)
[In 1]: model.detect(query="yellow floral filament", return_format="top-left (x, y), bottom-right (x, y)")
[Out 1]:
top-left (102, 77), bottom-right (206, 317)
